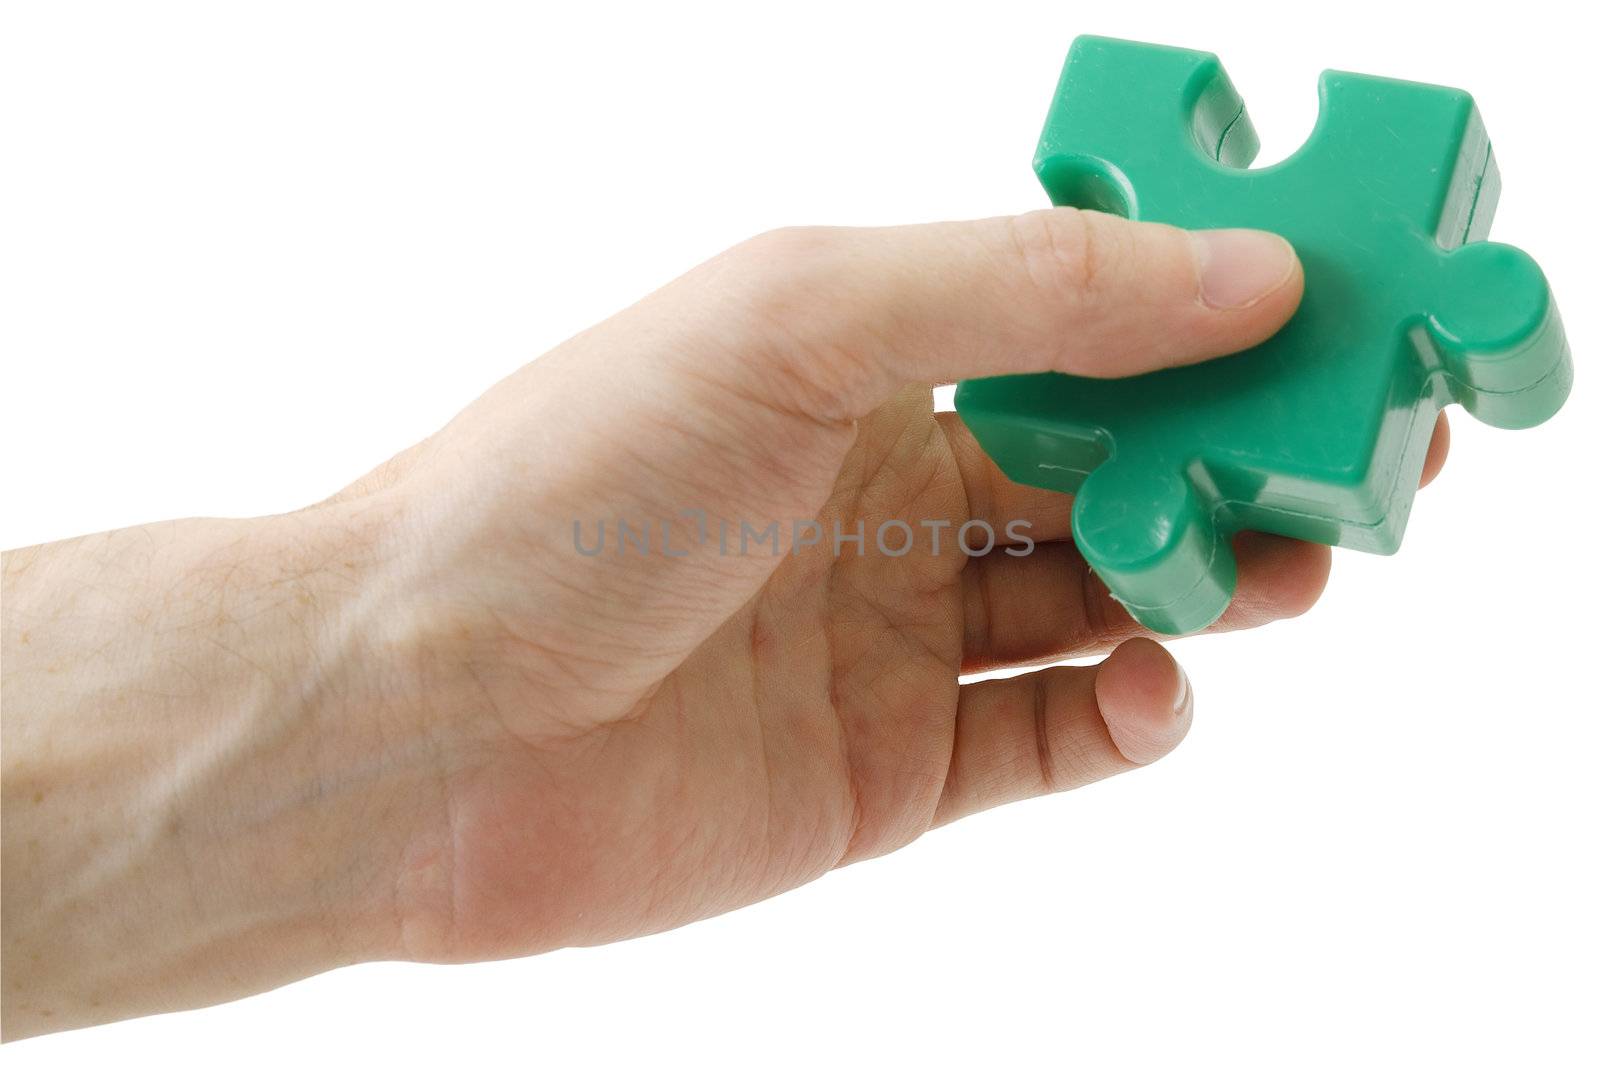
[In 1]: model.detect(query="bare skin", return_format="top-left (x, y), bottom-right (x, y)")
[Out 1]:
top-left (0, 209), bottom-right (1448, 1039)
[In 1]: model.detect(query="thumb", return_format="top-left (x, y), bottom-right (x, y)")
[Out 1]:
top-left (679, 207), bottom-right (1302, 422)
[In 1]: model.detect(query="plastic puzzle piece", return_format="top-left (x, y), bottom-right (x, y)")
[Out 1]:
top-left (955, 36), bottom-right (1571, 634)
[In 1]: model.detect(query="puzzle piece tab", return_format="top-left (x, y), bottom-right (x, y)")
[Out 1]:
top-left (955, 36), bottom-right (1571, 634)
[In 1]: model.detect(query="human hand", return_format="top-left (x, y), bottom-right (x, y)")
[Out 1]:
top-left (1, 209), bottom-right (1449, 1037)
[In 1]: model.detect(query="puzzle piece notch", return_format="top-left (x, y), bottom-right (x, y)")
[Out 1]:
top-left (955, 37), bottom-right (1572, 635)
top-left (1033, 38), bottom-right (1496, 243)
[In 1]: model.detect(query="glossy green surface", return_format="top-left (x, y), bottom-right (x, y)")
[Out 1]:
top-left (955, 36), bottom-right (1571, 634)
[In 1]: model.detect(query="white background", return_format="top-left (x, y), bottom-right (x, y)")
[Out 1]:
top-left (3, 1), bottom-right (1596, 1062)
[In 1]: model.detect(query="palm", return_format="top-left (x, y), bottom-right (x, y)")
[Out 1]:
top-left (420, 388), bottom-right (978, 961)
top-left (403, 378), bottom-right (1357, 964)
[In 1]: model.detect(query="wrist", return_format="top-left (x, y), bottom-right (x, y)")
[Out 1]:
top-left (1, 503), bottom-right (421, 1036)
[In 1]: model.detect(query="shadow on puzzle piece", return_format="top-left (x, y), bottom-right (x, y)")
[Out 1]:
top-left (954, 36), bottom-right (1572, 635)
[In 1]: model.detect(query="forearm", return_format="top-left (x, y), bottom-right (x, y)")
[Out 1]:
top-left (1, 508), bottom-right (413, 1038)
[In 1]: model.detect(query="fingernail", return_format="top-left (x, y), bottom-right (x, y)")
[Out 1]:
top-left (1171, 663), bottom-right (1192, 717)
top-left (1192, 229), bottom-right (1297, 310)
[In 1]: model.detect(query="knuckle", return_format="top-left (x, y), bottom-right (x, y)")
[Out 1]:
top-left (1030, 668), bottom-right (1131, 793)
top-left (728, 226), bottom-right (840, 305)
top-left (1030, 671), bottom-right (1062, 795)
top-left (1004, 207), bottom-right (1127, 305)
top-left (719, 227), bottom-right (886, 423)
top-left (962, 558), bottom-right (998, 662)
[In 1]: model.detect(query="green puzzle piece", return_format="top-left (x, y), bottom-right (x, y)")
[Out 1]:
top-left (954, 36), bottom-right (1572, 634)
